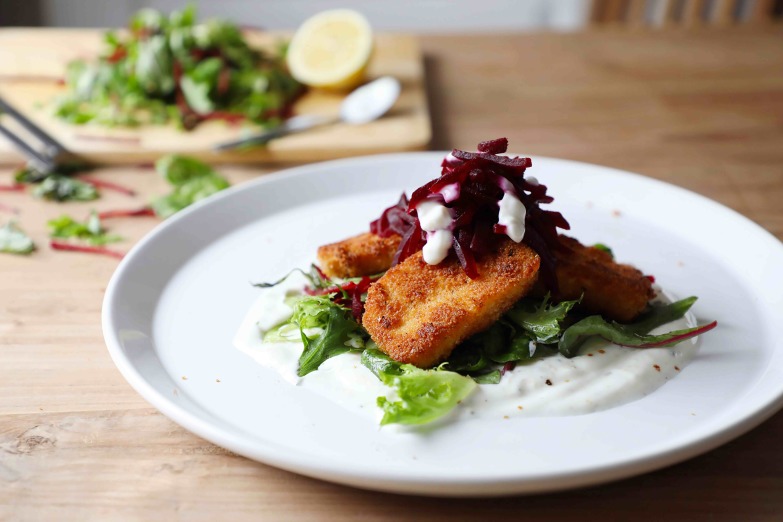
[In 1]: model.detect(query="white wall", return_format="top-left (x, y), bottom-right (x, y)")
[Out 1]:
top-left (41, 0), bottom-right (593, 32)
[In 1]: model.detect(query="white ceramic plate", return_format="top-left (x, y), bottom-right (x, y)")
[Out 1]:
top-left (103, 153), bottom-right (783, 496)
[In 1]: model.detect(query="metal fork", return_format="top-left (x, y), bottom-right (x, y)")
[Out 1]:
top-left (0, 96), bottom-right (76, 174)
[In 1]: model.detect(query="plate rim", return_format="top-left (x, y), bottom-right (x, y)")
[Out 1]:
top-left (102, 151), bottom-right (783, 496)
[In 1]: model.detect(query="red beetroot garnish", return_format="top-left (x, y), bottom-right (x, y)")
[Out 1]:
top-left (477, 137), bottom-right (508, 154)
top-left (500, 361), bottom-right (516, 376)
top-left (645, 275), bottom-right (656, 283)
top-left (0, 184), bottom-right (25, 192)
top-left (627, 321), bottom-right (718, 348)
top-left (217, 67), bottom-right (231, 96)
top-left (370, 194), bottom-right (415, 238)
top-left (306, 275), bottom-right (377, 321)
top-left (77, 177), bottom-right (136, 196)
top-left (369, 138), bottom-right (570, 289)
top-left (98, 207), bottom-right (155, 219)
top-left (106, 46), bottom-right (127, 63)
top-left (50, 240), bottom-right (124, 259)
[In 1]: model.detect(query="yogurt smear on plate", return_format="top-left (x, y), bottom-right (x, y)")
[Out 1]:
top-left (234, 273), bottom-right (700, 423)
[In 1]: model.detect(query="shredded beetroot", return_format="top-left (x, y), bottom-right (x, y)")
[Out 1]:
top-left (370, 194), bottom-right (416, 238)
top-left (0, 184), bottom-right (25, 192)
top-left (50, 240), bottom-right (124, 259)
top-left (477, 137), bottom-right (508, 154)
top-left (77, 177), bottom-right (136, 196)
top-left (369, 138), bottom-right (570, 289)
top-left (106, 46), bottom-right (127, 63)
top-left (98, 207), bottom-right (155, 219)
top-left (500, 361), bottom-right (516, 376)
top-left (306, 275), bottom-right (377, 321)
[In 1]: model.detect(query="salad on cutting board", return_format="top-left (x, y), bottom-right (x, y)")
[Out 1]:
top-left (0, 7), bottom-right (429, 163)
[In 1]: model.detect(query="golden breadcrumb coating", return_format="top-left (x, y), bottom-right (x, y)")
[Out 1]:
top-left (363, 240), bottom-right (540, 368)
top-left (540, 235), bottom-right (654, 323)
top-left (317, 232), bottom-right (401, 279)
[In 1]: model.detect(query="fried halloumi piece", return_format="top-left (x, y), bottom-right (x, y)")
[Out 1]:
top-left (543, 235), bottom-right (654, 323)
top-left (363, 240), bottom-right (540, 368)
top-left (317, 232), bottom-right (401, 279)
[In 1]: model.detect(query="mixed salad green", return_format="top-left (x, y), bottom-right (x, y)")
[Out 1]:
top-left (151, 154), bottom-right (230, 217)
top-left (257, 264), bottom-right (712, 426)
top-left (0, 220), bottom-right (35, 255)
top-left (55, 5), bottom-right (301, 130)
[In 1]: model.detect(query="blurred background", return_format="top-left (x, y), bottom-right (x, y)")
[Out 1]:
top-left (3, 0), bottom-right (781, 30)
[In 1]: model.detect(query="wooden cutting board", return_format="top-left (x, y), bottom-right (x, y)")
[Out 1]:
top-left (0, 28), bottom-right (430, 165)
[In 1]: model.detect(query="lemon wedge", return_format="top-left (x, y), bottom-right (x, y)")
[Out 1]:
top-left (286, 9), bottom-right (373, 91)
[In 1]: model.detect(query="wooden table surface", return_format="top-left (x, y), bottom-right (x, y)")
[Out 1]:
top-left (2, 26), bottom-right (783, 521)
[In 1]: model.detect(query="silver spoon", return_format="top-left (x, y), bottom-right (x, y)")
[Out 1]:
top-left (214, 76), bottom-right (401, 151)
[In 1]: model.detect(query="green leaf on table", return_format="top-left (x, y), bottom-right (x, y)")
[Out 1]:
top-left (47, 211), bottom-right (122, 246)
top-left (0, 220), bottom-right (35, 255)
top-left (151, 155), bottom-right (230, 218)
top-left (33, 175), bottom-right (98, 202)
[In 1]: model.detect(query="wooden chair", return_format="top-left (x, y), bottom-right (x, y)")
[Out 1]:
top-left (591, 0), bottom-right (781, 27)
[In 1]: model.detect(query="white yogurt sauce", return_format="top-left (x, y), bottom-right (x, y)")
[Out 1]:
top-left (497, 192), bottom-right (527, 243)
top-left (416, 200), bottom-right (454, 265)
top-left (235, 280), bottom-right (700, 423)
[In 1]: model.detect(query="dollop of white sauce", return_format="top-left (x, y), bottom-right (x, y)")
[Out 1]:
top-left (235, 285), bottom-right (700, 424)
top-left (417, 200), bottom-right (452, 231)
top-left (422, 229), bottom-right (454, 264)
top-left (439, 182), bottom-right (461, 203)
top-left (497, 192), bottom-right (527, 242)
top-left (416, 200), bottom-right (454, 266)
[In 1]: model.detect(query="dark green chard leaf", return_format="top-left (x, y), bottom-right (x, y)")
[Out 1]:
top-left (471, 370), bottom-right (501, 385)
top-left (559, 297), bottom-right (717, 358)
top-left (152, 155), bottom-right (230, 217)
top-left (0, 220), bottom-right (35, 255)
top-left (506, 296), bottom-right (580, 343)
top-left (47, 211), bottom-right (122, 246)
top-left (361, 349), bottom-right (477, 426)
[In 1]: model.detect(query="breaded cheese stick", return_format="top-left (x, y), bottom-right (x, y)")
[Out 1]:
top-left (543, 236), bottom-right (654, 323)
top-left (363, 240), bottom-right (540, 368)
top-left (317, 232), bottom-right (401, 279)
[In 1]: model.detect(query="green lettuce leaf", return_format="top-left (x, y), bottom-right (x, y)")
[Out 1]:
top-left (152, 155), bottom-right (230, 217)
top-left (559, 297), bottom-right (715, 357)
top-left (0, 220), bottom-right (35, 255)
top-left (361, 349), bottom-right (477, 426)
top-left (47, 211), bottom-right (122, 246)
top-left (264, 294), bottom-right (366, 377)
